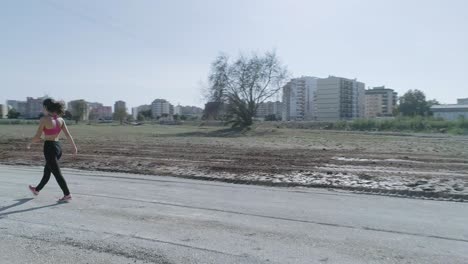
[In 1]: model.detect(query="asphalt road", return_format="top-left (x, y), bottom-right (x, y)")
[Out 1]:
top-left (0, 165), bottom-right (467, 264)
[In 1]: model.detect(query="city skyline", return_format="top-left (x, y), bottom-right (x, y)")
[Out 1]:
top-left (1, 0), bottom-right (467, 108)
top-left (5, 96), bottom-right (202, 112)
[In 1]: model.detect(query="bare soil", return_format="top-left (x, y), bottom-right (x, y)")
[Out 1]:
top-left (1, 124), bottom-right (467, 200)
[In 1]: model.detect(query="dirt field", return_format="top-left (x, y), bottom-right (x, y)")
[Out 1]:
top-left (1, 124), bottom-right (467, 200)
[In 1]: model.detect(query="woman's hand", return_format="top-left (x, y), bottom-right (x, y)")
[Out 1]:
top-left (72, 146), bottom-right (78, 159)
top-left (31, 136), bottom-right (41, 143)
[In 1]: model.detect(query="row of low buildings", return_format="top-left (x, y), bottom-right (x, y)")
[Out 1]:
top-left (130, 99), bottom-right (172, 120)
top-left (131, 99), bottom-right (203, 120)
top-left (2, 97), bottom-right (115, 121)
top-left (5, 97), bottom-right (56, 119)
top-left (2, 97), bottom-right (201, 121)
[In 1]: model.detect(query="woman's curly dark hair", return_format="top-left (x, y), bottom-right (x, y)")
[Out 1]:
top-left (43, 98), bottom-right (65, 116)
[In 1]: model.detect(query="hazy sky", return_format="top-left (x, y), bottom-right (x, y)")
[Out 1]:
top-left (1, 0), bottom-right (467, 108)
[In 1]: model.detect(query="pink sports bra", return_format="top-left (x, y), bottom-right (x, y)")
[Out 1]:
top-left (43, 115), bottom-right (62, 136)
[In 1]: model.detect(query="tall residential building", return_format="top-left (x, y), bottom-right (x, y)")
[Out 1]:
top-left (257, 101), bottom-right (283, 119)
top-left (282, 76), bottom-right (318, 121)
top-left (151, 99), bottom-right (171, 118)
top-left (315, 76), bottom-right (365, 121)
top-left (7, 100), bottom-right (27, 117)
top-left (169, 104), bottom-right (175, 115)
top-left (25, 96), bottom-right (48, 118)
top-left (364, 86), bottom-right (398, 118)
top-left (0, 104), bottom-right (7, 118)
top-left (457, 98), bottom-right (468, 105)
top-left (7, 100), bottom-right (20, 111)
top-left (17, 102), bottom-right (27, 117)
top-left (114, 100), bottom-right (127, 113)
top-left (132, 107), bottom-right (139, 120)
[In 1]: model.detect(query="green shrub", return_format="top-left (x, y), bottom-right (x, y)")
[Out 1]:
top-left (324, 116), bottom-right (467, 134)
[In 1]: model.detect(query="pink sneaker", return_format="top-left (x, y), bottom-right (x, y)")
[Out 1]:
top-left (58, 194), bottom-right (72, 203)
top-left (29, 185), bottom-right (39, 196)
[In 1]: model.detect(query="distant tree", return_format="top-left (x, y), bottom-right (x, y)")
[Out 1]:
top-left (180, 115), bottom-right (188, 121)
top-left (426, 99), bottom-right (440, 116)
top-left (137, 113), bottom-right (145, 121)
top-left (203, 102), bottom-right (225, 120)
top-left (427, 99), bottom-right (440, 107)
top-left (204, 51), bottom-right (288, 127)
top-left (173, 114), bottom-right (180, 120)
top-left (398, 90), bottom-right (438, 117)
top-left (139, 110), bottom-right (152, 120)
top-left (69, 100), bottom-right (88, 124)
top-left (264, 114), bottom-right (278, 121)
top-left (7, 109), bottom-right (20, 119)
top-left (392, 107), bottom-right (400, 117)
top-left (113, 108), bottom-right (128, 125)
top-left (88, 111), bottom-right (98, 121)
top-left (127, 114), bottom-right (134, 122)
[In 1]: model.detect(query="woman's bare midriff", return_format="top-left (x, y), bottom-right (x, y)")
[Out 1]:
top-left (44, 135), bottom-right (60, 141)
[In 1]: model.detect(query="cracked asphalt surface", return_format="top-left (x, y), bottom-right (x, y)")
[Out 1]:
top-left (1, 165), bottom-right (467, 264)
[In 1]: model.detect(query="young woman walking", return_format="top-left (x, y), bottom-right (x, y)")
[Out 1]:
top-left (27, 99), bottom-right (78, 202)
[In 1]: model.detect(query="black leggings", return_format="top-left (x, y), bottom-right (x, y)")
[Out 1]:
top-left (35, 141), bottom-right (70, 196)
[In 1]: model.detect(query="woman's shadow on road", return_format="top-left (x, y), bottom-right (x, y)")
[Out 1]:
top-left (0, 198), bottom-right (63, 218)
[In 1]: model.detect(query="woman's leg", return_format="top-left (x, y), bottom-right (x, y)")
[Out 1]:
top-left (47, 156), bottom-right (70, 196)
top-left (35, 165), bottom-right (51, 192)
top-left (44, 142), bottom-right (70, 196)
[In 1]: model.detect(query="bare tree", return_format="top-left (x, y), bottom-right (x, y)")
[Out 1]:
top-left (206, 51), bottom-right (288, 127)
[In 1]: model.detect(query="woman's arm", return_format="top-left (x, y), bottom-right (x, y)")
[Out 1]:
top-left (27, 119), bottom-right (44, 149)
top-left (61, 119), bottom-right (78, 156)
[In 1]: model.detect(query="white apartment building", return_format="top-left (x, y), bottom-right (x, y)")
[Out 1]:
top-left (132, 107), bottom-right (139, 120)
top-left (282, 76), bottom-right (318, 121)
top-left (25, 96), bottom-right (48, 119)
top-left (315, 76), bottom-right (365, 121)
top-left (0, 104), bottom-right (7, 118)
top-left (7, 100), bottom-right (27, 115)
top-left (151, 99), bottom-right (171, 118)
